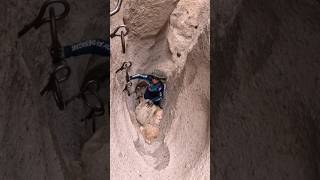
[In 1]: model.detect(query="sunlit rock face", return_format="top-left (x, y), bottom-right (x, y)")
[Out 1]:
top-left (111, 0), bottom-right (210, 179)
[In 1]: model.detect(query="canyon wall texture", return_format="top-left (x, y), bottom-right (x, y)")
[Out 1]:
top-left (110, 0), bottom-right (210, 179)
top-left (0, 0), bottom-right (108, 179)
top-left (213, 0), bottom-right (320, 179)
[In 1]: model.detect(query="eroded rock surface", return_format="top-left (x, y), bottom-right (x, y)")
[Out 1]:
top-left (213, 0), bottom-right (320, 179)
top-left (0, 1), bottom-right (108, 179)
top-left (111, 0), bottom-right (210, 179)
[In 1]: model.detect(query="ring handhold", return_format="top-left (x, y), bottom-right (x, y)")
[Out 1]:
top-left (110, 0), bottom-right (123, 16)
top-left (110, 25), bottom-right (129, 38)
top-left (121, 31), bottom-right (125, 53)
top-left (18, 0), bottom-right (70, 38)
top-left (54, 63), bottom-right (71, 83)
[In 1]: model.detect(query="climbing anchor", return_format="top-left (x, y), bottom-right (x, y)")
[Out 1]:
top-left (18, 0), bottom-right (71, 110)
top-left (111, 25), bottom-right (129, 54)
top-left (65, 79), bottom-right (105, 133)
top-left (18, 0), bottom-right (70, 38)
top-left (115, 61), bottom-right (131, 73)
top-left (110, 0), bottom-right (123, 16)
top-left (115, 61), bottom-right (133, 96)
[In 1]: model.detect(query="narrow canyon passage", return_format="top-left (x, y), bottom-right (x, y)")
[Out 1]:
top-left (110, 0), bottom-right (210, 179)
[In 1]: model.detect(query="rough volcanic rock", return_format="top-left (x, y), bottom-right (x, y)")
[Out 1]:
top-left (0, 0), bottom-right (108, 179)
top-left (212, 0), bottom-right (320, 179)
top-left (110, 0), bottom-right (210, 179)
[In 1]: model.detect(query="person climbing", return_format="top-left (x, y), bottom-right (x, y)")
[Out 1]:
top-left (129, 70), bottom-right (166, 108)
top-left (59, 39), bottom-right (109, 58)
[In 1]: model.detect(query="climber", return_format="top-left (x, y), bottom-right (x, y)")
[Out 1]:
top-left (129, 71), bottom-right (166, 108)
top-left (59, 39), bottom-right (109, 58)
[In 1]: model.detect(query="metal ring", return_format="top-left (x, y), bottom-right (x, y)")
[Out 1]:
top-left (110, 0), bottom-right (123, 16)
top-left (65, 80), bottom-right (99, 107)
top-left (35, 0), bottom-right (70, 28)
top-left (82, 89), bottom-right (105, 111)
top-left (110, 25), bottom-right (129, 38)
top-left (123, 61), bottom-right (132, 68)
top-left (121, 31), bottom-right (125, 53)
top-left (18, 0), bottom-right (70, 37)
top-left (54, 63), bottom-right (71, 83)
top-left (82, 80), bottom-right (100, 92)
top-left (49, 7), bottom-right (63, 63)
top-left (52, 78), bottom-right (65, 110)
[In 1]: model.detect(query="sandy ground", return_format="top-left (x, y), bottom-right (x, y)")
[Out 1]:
top-left (110, 0), bottom-right (210, 179)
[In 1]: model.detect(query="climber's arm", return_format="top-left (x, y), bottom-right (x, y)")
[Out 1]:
top-left (62, 39), bottom-right (109, 58)
top-left (129, 74), bottom-right (152, 82)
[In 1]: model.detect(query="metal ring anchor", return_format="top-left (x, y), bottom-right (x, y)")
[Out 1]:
top-left (82, 89), bottom-right (105, 112)
top-left (110, 25), bottom-right (129, 37)
top-left (48, 5), bottom-right (70, 110)
top-left (110, 0), bottom-right (123, 16)
top-left (54, 63), bottom-right (71, 83)
top-left (115, 61), bottom-right (132, 73)
top-left (111, 25), bottom-right (129, 54)
top-left (18, 0), bottom-right (70, 38)
top-left (121, 31), bottom-right (126, 53)
top-left (52, 78), bottom-right (65, 110)
top-left (22, 0), bottom-right (71, 111)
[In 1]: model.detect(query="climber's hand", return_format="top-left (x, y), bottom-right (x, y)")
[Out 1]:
top-left (146, 100), bottom-right (153, 108)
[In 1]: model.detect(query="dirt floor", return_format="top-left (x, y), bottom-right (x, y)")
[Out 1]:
top-left (110, 0), bottom-right (210, 179)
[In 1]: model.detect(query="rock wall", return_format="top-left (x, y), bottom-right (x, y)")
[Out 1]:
top-left (213, 0), bottom-right (320, 179)
top-left (110, 0), bottom-right (210, 179)
top-left (0, 0), bottom-right (108, 179)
